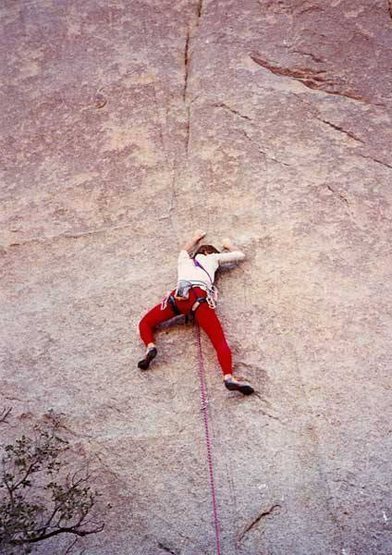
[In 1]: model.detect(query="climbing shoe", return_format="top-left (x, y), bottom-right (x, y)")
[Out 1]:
top-left (138, 347), bottom-right (157, 370)
top-left (224, 376), bottom-right (254, 396)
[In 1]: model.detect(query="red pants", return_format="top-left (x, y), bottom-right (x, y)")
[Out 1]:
top-left (138, 287), bottom-right (232, 375)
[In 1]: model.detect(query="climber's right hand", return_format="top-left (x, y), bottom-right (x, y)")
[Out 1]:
top-left (194, 230), bottom-right (206, 240)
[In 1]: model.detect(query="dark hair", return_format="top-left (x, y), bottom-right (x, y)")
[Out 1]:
top-left (194, 244), bottom-right (220, 256)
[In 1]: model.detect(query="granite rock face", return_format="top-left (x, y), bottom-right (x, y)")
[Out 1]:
top-left (1, 1), bottom-right (392, 554)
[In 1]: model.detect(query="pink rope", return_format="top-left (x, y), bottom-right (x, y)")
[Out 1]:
top-left (195, 324), bottom-right (222, 555)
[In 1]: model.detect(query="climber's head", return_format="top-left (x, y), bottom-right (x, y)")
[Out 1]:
top-left (194, 244), bottom-right (220, 256)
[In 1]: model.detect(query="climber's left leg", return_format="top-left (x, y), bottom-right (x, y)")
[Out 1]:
top-left (194, 303), bottom-right (254, 395)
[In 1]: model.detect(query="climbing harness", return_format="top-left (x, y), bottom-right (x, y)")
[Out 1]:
top-left (195, 324), bottom-right (222, 555)
top-left (161, 283), bottom-right (218, 315)
top-left (183, 280), bottom-right (218, 309)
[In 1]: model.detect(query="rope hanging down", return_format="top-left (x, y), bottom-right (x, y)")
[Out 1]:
top-left (195, 324), bottom-right (222, 555)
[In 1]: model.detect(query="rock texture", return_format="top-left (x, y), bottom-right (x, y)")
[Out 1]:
top-left (1, 1), bottom-right (392, 554)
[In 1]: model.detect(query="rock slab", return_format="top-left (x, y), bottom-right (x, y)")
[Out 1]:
top-left (1, 1), bottom-right (392, 554)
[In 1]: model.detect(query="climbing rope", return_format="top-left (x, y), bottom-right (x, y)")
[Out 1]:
top-left (195, 324), bottom-right (222, 555)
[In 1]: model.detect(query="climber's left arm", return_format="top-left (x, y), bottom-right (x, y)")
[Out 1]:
top-left (216, 238), bottom-right (246, 263)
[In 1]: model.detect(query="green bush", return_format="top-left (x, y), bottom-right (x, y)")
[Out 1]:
top-left (0, 411), bottom-right (103, 554)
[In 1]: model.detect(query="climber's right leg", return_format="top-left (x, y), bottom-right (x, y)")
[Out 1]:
top-left (138, 302), bottom-right (176, 370)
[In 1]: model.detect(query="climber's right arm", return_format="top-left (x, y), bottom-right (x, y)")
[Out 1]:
top-left (181, 230), bottom-right (206, 255)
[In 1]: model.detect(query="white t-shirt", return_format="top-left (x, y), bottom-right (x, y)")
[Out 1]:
top-left (177, 250), bottom-right (245, 288)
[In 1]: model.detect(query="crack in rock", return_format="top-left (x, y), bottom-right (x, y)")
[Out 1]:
top-left (318, 119), bottom-right (364, 144)
top-left (182, 0), bottom-right (204, 157)
top-left (196, 0), bottom-right (204, 21)
top-left (183, 28), bottom-right (191, 103)
top-left (182, 26), bottom-right (191, 158)
top-left (260, 0), bottom-right (313, 14)
top-left (291, 49), bottom-right (325, 64)
top-left (357, 153), bottom-right (392, 171)
top-left (3, 222), bottom-right (136, 249)
top-left (253, 393), bottom-right (285, 422)
top-left (389, 0), bottom-right (392, 20)
top-left (250, 54), bottom-right (366, 102)
top-left (297, 5), bottom-right (323, 16)
top-left (238, 503), bottom-right (282, 542)
top-left (240, 129), bottom-right (291, 167)
top-left (213, 102), bottom-right (252, 121)
top-left (93, 452), bottom-right (123, 481)
top-left (2, 394), bottom-right (24, 402)
top-left (326, 184), bottom-right (350, 206)
top-left (185, 105), bottom-right (191, 157)
top-left (158, 542), bottom-right (178, 555)
top-left (332, 478), bottom-right (360, 488)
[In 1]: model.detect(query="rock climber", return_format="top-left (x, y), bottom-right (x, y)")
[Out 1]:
top-left (137, 230), bottom-right (254, 395)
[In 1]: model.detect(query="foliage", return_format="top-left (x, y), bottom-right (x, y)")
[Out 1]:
top-left (0, 412), bottom-right (103, 554)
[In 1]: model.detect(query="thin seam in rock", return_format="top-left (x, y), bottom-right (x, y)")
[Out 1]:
top-left (326, 184), bottom-right (350, 206)
top-left (185, 105), bottom-right (191, 157)
top-left (182, 26), bottom-right (191, 157)
top-left (196, 0), bottom-right (204, 22)
top-left (253, 394), bottom-right (285, 423)
top-left (4, 222), bottom-right (135, 248)
top-left (356, 153), bottom-right (392, 171)
top-left (184, 0), bottom-right (205, 94)
top-left (291, 348), bottom-right (346, 546)
top-left (290, 48), bottom-right (326, 64)
top-left (213, 102), bottom-right (252, 121)
top-left (149, 507), bottom-right (209, 554)
top-left (317, 118), bottom-right (364, 144)
top-left (240, 129), bottom-right (291, 167)
top-left (158, 542), bottom-right (178, 555)
top-left (183, 28), bottom-right (191, 103)
top-left (238, 503), bottom-right (281, 542)
top-left (297, 5), bottom-right (323, 16)
top-left (182, 1), bottom-right (205, 157)
top-left (138, 18), bottom-right (178, 214)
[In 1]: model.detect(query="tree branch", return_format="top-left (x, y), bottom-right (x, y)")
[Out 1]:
top-left (10, 522), bottom-right (105, 544)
